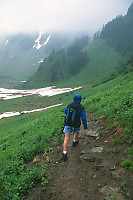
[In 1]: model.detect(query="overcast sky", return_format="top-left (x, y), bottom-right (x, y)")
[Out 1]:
top-left (0, 0), bottom-right (132, 36)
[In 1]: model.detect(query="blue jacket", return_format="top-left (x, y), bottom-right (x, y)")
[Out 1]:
top-left (64, 94), bottom-right (87, 129)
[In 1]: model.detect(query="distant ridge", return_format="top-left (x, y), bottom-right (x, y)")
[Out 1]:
top-left (22, 4), bottom-right (133, 89)
top-left (100, 3), bottom-right (133, 55)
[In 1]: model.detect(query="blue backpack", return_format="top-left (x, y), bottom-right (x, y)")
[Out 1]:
top-left (65, 103), bottom-right (82, 127)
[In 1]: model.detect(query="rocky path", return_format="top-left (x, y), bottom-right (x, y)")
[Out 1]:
top-left (25, 113), bottom-right (133, 200)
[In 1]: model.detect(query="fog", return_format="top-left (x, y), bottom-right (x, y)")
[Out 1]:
top-left (0, 0), bottom-right (132, 36)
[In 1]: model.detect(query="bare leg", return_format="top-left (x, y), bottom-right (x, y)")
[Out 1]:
top-left (74, 132), bottom-right (79, 141)
top-left (63, 133), bottom-right (70, 152)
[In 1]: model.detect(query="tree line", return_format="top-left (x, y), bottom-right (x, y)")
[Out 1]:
top-left (28, 36), bottom-right (89, 85)
top-left (100, 3), bottom-right (133, 55)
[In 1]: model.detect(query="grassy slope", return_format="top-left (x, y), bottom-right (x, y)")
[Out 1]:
top-left (0, 39), bottom-right (126, 89)
top-left (0, 48), bottom-right (42, 80)
top-left (45, 39), bottom-right (127, 88)
top-left (0, 71), bottom-right (132, 199)
top-left (20, 39), bottom-right (126, 89)
top-left (0, 38), bottom-right (132, 199)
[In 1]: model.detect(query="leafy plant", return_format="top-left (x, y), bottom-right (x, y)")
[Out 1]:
top-left (106, 149), bottom-right (111, 154)
top-left (98, 131), bottom-right (104, 136)
top-left (98, 156), bottom-right (103, 161)
top-left (121, 148), bottom-right (133, 170)
top-left (41, 177), bottom-right (48, 186)
top-left (118, 182), bottom-right (127, 195)
top-left (113, 138), bottom-right (121, 145)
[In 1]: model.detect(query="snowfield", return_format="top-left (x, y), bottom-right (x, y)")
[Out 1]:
top-left (0, 86), bottom-right (82, 100)
top-left (0, 103), bottom-right (63, 119)
top-left (0, 86), bottom-right (82, 119)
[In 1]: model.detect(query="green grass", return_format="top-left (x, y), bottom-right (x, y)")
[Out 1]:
top-left (0, 71), bottom-right (132, 199)
top-left (83, 72), bottom-right (133, 138)
top-left (56, 39), bottom-right (127, 87)
top-left (0, 106), bottom-right (65, 199)
top-left (20, 39), bottom-right (127, 89)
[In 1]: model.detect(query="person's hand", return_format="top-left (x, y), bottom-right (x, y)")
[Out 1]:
top-left (85, 129), bottom-right (88, 133)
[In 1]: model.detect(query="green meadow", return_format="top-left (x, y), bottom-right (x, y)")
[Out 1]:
top-left (23, 39), bottom-right (127, 89)
top-left (0, 71), bottom-right (132, 199)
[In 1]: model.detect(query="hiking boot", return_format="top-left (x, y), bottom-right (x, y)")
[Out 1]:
top-left (73, 139), bottom-right (79, 147)
top-left (63, 153), bottom-right (67, 161)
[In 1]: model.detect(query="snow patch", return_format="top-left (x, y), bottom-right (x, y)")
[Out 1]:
top-left (20, 81), bottom-right (27, 83)
top-left (38, 58), bottom-right (44, 63)
top-left (0, 86), bottom-right (82, 100)
top-left (33, 33), bottom-right (50, 50)
top-left (0, 103), bottom-right (63, 120)
top-left (6, 40), bottom-right (9, 45)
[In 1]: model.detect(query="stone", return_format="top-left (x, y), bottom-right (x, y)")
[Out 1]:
top-left (80, 150), bottom-right (86, 155)
top-left (93, 175), bottom-right (96, 179)
top-left (100, 186), bottom-right (125, 200)
top-left (68, 166), bottom-right (80, 171)
top-left (89, 157), bottom-right (96, 162)
top-left (85, 131), bottom-right (98, 137)
top-left (42, 187), bottom-right (46, 191)
top-left (101, 162), bottom-right (110, 167)
top-left (91, 146), bottom-right (103, 153)
top-left (96, 165), bottom-right (104, 170)
top-left (83, 156), bottom-right (96, 162)
top-left (98, 115), bottom-right (107, 120)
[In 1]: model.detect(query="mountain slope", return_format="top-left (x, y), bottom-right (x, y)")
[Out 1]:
top-left (23, 39), bottom-right (126, 89)
top-left (0, 33), bottom-right (74, 87)
top-left (23, 4), bottom-right (133, 89)
top-left (100, 3), bottom-right (133, 55)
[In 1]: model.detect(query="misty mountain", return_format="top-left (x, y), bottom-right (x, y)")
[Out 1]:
top-left (22, 4), bottom-right (133, 89)
top-left (23, 36), bottom-right (89, 89)
top-left (100, 3), bottom-right (133, 55)
top-left (22, 36), bottom-right (125, 89)
top-left (0, 32), bottom-right (74, 86)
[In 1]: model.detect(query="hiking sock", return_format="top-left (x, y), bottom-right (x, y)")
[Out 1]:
top-left (63, 151), bottom-right (67, 161)
top-left (73, 138), bottom-right (79, 147)
top-left (73, 138), bottom-right (79, 142)
top-left (63, 151), bottom-right (67, 154)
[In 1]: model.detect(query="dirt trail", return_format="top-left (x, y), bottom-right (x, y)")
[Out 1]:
top-left (25, 113), bottom-right (133, 200)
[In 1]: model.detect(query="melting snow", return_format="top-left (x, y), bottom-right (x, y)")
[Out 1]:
top-left (0, 86), bottom-right (82, 119)
top-left (38, 58), bottom-right (44, 63)
top-left (20, 81), bottom-right (27, 83)
top-left (0, 103), bottom-right (63, 120)
top-left (6, 40), bottom-right (9, 45)
top-left (33, 33), bottom-right (50, 50)
top-left (43, 35), bottom-right (50, 45)
top-left (0, 86), bottom-right (82, 100)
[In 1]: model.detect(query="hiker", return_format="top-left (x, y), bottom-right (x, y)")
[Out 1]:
top-left (63, 94), bottom-right (88, 161)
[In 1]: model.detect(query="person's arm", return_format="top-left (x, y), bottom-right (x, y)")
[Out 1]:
top-left (80, 108), bottom-right (88, 132)
top-left (64, 106), bottom-right (69, 114)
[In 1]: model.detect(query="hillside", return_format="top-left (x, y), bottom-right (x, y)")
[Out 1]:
top-left (0, 3), bottom-right (133, 199)
top-left (0, 33), bottom-right (74, 88)
top-left (22, 4), bottom-right (133, 89)
top-left (0, 71), bottom-right (132, 199)
top-left (23, 38), bottom-right (126, 89)
top-left (22, 36), bottom-right (90, 88)
top-left (101, 3), bottom-right (133, 55)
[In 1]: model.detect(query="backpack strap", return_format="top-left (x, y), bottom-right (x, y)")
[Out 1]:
top-left (68, 102), bottom-right (84, 111)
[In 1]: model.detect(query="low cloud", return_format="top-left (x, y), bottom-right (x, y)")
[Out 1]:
top-left (0, 0), bottom-right (132, 36)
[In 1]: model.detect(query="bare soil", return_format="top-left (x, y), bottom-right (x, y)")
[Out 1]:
top-left (25, 113), bottom-right (133, 200)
